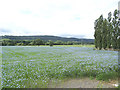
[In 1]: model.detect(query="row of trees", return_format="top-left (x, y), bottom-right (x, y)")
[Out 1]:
top-left (0, 39), bottom-right (92, 46)
top-left (94, 9), bottom-right (120, 50)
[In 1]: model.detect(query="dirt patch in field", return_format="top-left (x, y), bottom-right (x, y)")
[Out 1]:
top-left (48, 78), bottom-right (118, 88)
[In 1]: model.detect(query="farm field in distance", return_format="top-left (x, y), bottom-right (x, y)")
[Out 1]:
top-left (1, 45), bottom-right (118, 88)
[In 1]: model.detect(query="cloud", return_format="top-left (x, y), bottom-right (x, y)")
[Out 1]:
top-left (59, 33), bottom-right (86, 38)
top-left (20, 9), bottom-right (32, 15)
top-left (0, 0), bottom-right (119, 39)
top-left (0, 28), bottom-right (11, 33)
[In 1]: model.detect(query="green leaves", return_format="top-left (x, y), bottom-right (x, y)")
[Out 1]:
top-left (94, 9), bottom-right (120, 50)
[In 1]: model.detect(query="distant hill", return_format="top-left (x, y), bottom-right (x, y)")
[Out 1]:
top-left (2, 35), bottom-right (94, 43)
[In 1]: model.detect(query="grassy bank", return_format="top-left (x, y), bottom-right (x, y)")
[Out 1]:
top-left (54, 45), bottom-right (95, 47)
top-left (16, 44), bottom-right (95, 47)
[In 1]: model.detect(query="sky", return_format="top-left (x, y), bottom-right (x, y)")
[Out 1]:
top-left (0, 0), bottom-right (119, 39)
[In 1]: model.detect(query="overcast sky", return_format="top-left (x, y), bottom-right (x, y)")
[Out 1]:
top-left (0, 0), bottom-right (119, 39)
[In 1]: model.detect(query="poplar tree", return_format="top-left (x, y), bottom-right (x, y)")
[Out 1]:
top-left (117, 27), bottom-right (120, 49)
top-left (94, 15), bottom-right (103, 50)
top-left (94, 19), bottom-right (99, 49)
top-left (94, 9), bottom-right (119, 50)
top-left (102, 19), bottom-right (108, 49)
top-left (112, 9), bottom-right (118, 49)
top-left (97, 15), bottom-right (103, 50)
top-left (107, 12), bottom-right (112, 48)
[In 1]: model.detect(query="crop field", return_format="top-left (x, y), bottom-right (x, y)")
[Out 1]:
top-left (1, 46), bottom-right (118, 88)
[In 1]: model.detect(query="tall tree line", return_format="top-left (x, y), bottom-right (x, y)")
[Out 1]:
top-left (94, 9), bottom-right (120, 50)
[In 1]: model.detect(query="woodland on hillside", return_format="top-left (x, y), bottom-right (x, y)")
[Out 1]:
top-left (0, 36), bottom-right (94, 46)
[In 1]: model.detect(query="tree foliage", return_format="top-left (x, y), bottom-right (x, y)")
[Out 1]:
top-left (94, 9), bottom-right (120, 50)
top-left (48, 40), bottom-right (54, 46)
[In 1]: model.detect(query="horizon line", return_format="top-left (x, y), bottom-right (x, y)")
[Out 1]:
top-left (0, 34), bottom-right (94, 39)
